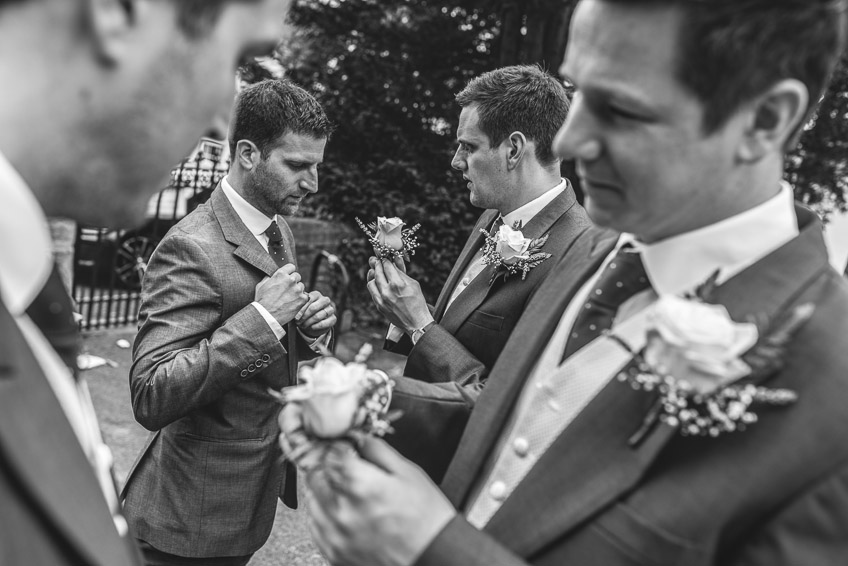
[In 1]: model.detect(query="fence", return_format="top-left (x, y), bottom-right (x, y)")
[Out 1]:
top-left (72, 138), bottom-right (352, 331)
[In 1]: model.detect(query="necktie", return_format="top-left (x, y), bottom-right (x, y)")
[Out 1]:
top-left (26, 263), bottom-right (81, 378)
top-left (561, 245), bottom-right (649, 362)
top-left (265, 219), bottom-right (300, 508)
top-left (265, 220), bottom-right (287, 268)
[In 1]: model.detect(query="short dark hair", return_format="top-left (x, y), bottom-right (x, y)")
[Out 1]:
top-left (602, 0), bottom-right (847, 133)
top-left (455, 65), bottom-right (570, 166)
top-left (229, 79), bottom-right (333, 158)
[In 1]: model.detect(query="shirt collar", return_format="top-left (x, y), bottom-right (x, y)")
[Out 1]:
top-left (0, 149), bottom-right (53, 315)
top-left (221, 176), bottom-right (278, 236)
top-left (627, 181), bottom-right (798, 296)
top-left (501, 178), bottom-right (566, 230)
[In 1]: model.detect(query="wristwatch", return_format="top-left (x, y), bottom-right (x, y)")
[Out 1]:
top-left (410, 321), bottom-right (436, 345)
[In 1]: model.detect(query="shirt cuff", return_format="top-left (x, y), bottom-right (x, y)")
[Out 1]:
top-left (252, 302), bottom-right (286, 340)
top-left (386, 323), bottom-right (405, 343)
top-left (299, 328), bottom-right (331, 353)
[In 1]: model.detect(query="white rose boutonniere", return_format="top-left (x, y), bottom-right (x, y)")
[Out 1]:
top-left (480, 221), bottom-right (552, 285)
top-left (608, 291), bottom-right (812, 442)
top-left (356, 216), bottom-right (421, 261)
top-left (494, 224), bottom-right (532, 265)
top-left (644, 296), bottom-right (758, 396)
top-left (269, 345), bottom-right (395, 440)
top-left (376, 216), bottom-right (405, 251)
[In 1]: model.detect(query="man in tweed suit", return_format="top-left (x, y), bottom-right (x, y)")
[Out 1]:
top-left (122, 79), bottom-right (336, 566)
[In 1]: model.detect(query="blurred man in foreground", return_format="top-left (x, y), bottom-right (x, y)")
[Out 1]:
top-left (0, 0), bottom-right (291, 564)
top-left (281, 1), bottom-right (848, 565)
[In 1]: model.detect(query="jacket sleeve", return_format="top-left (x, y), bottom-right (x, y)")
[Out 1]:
top-left (385, 376), bottom-right (479, 482)
top-left (729, 460), bottom-right (848, 566)
top-left (415, 516), bottom-right (528, 566)
top-left (402, 324), bottom-right (488, 386)
top-left (129, 234), bottom-right (289, 431)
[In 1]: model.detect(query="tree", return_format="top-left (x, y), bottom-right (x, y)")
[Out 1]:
top-left (787, 56), bottom-right (848, 221)
top-left (282, 0), bottom-right (502, 323)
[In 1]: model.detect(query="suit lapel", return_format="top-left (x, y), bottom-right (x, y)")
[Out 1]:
top-left (439, 187), bottom-right (580, 335)
top-left (0, 302), bottom-right (130, 565)
top-left (482, 206), bottom-right (831, 556)
top-left (210, 186), bottom-right (278, 277)
top-left (441, 228), bottom-right (618, 504)
top-left (433, 210), bottom-right (498, 322)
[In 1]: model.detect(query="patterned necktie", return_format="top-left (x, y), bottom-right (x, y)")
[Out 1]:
top-left (264, 218), bottom-right (301, 509)
top-left (265, 220), bottom-right (287, 267)
top-left (561, 245), bottom-right (649, 362)
top-left (26, 263), bottom-right (81, 379)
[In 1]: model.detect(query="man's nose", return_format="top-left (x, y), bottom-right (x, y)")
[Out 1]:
top-left (451, 148), bottom-right (465, 171)
top-left (552, 94), bottom-right (601, 162)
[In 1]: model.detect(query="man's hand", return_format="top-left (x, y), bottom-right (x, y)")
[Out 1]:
top-left (310, 435), bottom-right (456, 566)
top-left (255, 264), bottom-right (310, 326)
top-left (296, 290), bottom-right (337, 338)
top-left (366, 256), bottom-right (433, 333)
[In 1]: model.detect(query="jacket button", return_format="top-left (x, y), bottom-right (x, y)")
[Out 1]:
top-left (255, 359), bottom-right (263, 368)
top-left (248, 363), bottom-right (256, 372)
top-left (512, 437), bottom-right (529, 457)
top-left (240, 369), bottom-right (248, 378)
top-left (489, 480), bottom-right (507, 501)
top-left (262, 354), bottom-right (271, 363)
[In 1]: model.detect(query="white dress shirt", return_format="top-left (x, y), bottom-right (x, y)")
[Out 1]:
top-left (220, 177), bottom-right (327, 348)
top-left (0, 149), bottom-right (127, 535)
top-left (466, 182), bottom-right (800, 525)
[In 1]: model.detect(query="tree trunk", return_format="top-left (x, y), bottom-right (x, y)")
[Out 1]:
top-left (499, 0), bottom-right (524, 66)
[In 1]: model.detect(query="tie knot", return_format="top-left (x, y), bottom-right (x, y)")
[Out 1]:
top-left (592, 245), bottom-right (650, 308)
top-left (265, 220), bottom-right (283, 243)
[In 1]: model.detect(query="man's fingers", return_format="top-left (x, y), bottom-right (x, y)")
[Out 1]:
top-left (275, 263), bottom-right (297, 276)
top-left (296, 292), bottom-right (327, 321)
top-left (392, 255), bottom-right (407, 274)
top-left (372, 260), bottom-right (390, 296)
top-left (350, 434), bottom-right (408, 475)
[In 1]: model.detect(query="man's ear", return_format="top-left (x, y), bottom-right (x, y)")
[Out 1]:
top-left (235, 140), bottom-right (261, 170)
top-left (738, 78), bottom-right (809, 162)
top-left (505, 131), bottom-right (527, 171)
top-left (84, 0), bottom-right (137, 66)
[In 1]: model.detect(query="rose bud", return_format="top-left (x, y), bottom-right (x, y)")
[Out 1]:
top-left (376, 216), bottom-right (405, 251)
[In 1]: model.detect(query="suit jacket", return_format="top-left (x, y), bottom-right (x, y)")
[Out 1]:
top-left (122, 186), bottom-right (320, 557)
top-left (386, 186), bottom-right (589, 481)
top-left (388, 183), bottom-right (590, 386)
top-left (0, 300), bottom-right (142, 565)
top-left (411, 205), bottom-right (848, 566)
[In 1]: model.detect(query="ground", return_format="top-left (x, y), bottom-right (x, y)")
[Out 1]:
top-left (82, 325), bottom-right (405, 566)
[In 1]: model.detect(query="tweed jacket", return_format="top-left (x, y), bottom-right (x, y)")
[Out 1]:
top-left (121, 186), bottom-right (320, 557)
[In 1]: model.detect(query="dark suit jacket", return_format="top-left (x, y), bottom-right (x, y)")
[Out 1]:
top-left (389, 184), bottom-right (589, 386)
top-left (0, 300), bottom-right (142, 565)
top-left (122, 186), bottom-right (319, 557)
top-left (410, 205), bottom-right (848, 565)
top-left (386, 186), bottom-right (589, 481)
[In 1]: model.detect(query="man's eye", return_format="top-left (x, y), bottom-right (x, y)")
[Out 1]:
top-left (608, 105), bottom-right (643, 121)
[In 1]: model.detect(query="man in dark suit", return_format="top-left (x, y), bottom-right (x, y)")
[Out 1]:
top-left (281, 1), bottom-right (848, 565)
top-left (369, 65), bottom-right (588, 387)
top-left (122, 79), bottom-right (336, 566)
top-left (0, 1), bottom-right (293, 564)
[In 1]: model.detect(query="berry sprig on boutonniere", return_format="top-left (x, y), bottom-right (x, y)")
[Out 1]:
top-left (479, 220), bottom-right (552, 285)
top-left (607, 275), bottom-right (810, 446)
top-left (356, 216), bottom-right (422, 262)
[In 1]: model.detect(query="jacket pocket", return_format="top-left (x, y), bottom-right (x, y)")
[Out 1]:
top-left (466, 310), bottom-right (504, 331)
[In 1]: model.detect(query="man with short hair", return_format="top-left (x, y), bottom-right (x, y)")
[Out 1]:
top-left (123, 78), bottom-right (335, 566)
top-left (281, 1), bottom-right (848, 565)
top-left (372, 65), bottom-right (587, 385)
top-left (369, 65), bottom-right (588, 481)
top-left (0, 1), bottom-right (292, 564)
